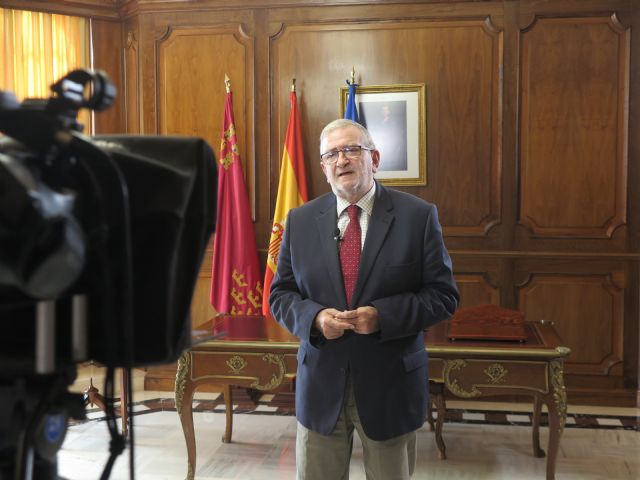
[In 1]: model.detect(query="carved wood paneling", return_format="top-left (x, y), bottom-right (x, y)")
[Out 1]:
top-left (124, 24), bottom-right (140, 133)
top-left (156, 24), bottom-right (255, 194)
top-left (91, 19), bottom-right (125, 134)
top-left (190, 272), bottom-right (215, 328)
top-left (454, 273), bottom-right (500, 309)
top-left (13, 0), bottom-right (638, 404)
top-left (518, 272), bottom-right (625, 376)
top-left (269, 19), bottom-right (502, 235)
top-left (519, 15), bottom-right (629, 238)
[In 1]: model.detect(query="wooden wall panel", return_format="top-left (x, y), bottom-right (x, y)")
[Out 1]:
top-left (454, 273), bottom-right (500, 309)
top-left (156, 24), bottom-right (254, 175)
top-left (190, 271), bottom-right (215, 328)
top-left (517, 272), bottom-right (624, 376)
top-left (17, 0), bottom-right (638, 404)
top-left (519, 15), bottom-right (629, 239)
top-left (91, 19), bottom-right (125, 134)
top-left (142, 0), bottom-right (638, 405)
top-left (124, 20), bottom-right (140, 133)
top-left (269, 18), bottom-right (502, 237)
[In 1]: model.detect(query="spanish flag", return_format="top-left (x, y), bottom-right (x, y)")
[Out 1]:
top-left (262, 85), bottom-right (308, 317)
top-left (210, 76), bottom-right (263, 315)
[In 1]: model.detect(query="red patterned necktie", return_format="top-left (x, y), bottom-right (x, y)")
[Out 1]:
top-left (339, 204), bottom-right (361, 307)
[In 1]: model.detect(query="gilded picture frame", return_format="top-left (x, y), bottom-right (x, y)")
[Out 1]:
top-left (340, 83), bottom-right (426, 186)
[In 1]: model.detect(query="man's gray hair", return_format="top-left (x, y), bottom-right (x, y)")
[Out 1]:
top-left (319, 119), bottom-right (377, 152)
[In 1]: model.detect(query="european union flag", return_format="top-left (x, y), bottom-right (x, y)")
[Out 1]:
top-left (344, 80), bottom-right (359, 123)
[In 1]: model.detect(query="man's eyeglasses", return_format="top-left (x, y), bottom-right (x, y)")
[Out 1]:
top-left (320, 145), bottom-right (374, 165)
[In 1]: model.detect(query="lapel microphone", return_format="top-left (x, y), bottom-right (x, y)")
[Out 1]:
top-left (333, 228), bottom-right (342, 242)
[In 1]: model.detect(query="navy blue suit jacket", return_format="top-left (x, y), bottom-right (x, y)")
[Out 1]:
top-left (269, 182), bottom-right (459, 441)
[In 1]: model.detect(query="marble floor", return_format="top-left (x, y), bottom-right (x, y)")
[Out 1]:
top-left (59, 408), bottom-right (639, 480)
top-left (57, 367), bottom-right (640, 480)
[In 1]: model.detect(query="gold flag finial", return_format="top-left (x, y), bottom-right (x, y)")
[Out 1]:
top-left (224, 74), bottom-right (231, 93)
top-left (291, 78), bottom-right (296, 92)
top-left (350, 66), bottom-right (355, 84)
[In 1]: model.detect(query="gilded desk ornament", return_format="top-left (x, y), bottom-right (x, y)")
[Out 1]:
top-left (175, 351), bottom-right (191, 416)
top-left (443, 359), bottom-right (482, 398)
top-left (550, 359), bottom-right (567, 432)
top-left (226, 355), bottom-right (248, 374)
top-left (249, 353), bottom-right (286, 390)
top-left (484, 363), bottom-right (508, 384)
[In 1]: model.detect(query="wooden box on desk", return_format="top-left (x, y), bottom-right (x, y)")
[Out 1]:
top-left (447, 304), bottom-right (527, 342)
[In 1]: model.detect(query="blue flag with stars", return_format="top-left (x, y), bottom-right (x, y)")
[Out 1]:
top-left (344, 80), bottom-right (359, 122)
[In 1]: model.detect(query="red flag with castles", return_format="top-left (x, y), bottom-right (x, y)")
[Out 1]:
top-left (210, 76), bottom-right (263, 315)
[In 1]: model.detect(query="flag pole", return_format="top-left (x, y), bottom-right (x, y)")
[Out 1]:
top-left (291, 78), bottom-right (296, 93)
top-left (345, 68), bottom-right (359, 122)
top-left (224, 74), bottom-right (231, 93)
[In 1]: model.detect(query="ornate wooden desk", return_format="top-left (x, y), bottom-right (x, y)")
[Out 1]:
top-left (175, 316), bottom-right (570, 480)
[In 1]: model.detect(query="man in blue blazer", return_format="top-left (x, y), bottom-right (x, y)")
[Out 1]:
top-left (269, 119), bottom-right (459, 479)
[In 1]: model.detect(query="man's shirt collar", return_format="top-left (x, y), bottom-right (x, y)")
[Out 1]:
top-left (336, 182), bottom-right (376, 217)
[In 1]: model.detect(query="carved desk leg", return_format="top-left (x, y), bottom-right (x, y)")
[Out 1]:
top-left (544, 359), bottom-right (567, 480)
top-left (430, 382), bottom-right (447, 460)
top-left (84, 379), bottom-right (107, 412)
top-left (121, 369), bottom-right (130, 438)
top-left (426, 401), bottom-right (435, 432)
top-left (83, 370), bottom-right (130, 437)
top-left (222, 384), bottom-right (233, 443)
top-left (175, 352), bottom-right (196, 480)
top-left (531, 394), bottom-right (545, 458)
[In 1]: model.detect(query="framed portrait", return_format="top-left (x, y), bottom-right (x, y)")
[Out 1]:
top-left (340, 83), bottom-right (426, 186)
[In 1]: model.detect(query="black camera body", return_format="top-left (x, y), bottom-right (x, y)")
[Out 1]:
top-left (0, 70), bottom-right (217, 479)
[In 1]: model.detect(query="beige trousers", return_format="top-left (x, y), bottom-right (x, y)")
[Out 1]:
top-left (296, 378), bottom-right (417, 480)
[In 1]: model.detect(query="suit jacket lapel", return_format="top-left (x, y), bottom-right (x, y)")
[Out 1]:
top-left (315, 195), bottom-right (347, 306)
top-left (352, 183), bottom-right (394, 305)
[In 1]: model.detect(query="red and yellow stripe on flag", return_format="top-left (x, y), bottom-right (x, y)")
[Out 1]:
top-left (210, 77), bottom-right (263, 315)
top-left (262, 88), bottom-right (308, 317)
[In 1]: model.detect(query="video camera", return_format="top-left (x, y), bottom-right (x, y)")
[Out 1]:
top-left (0, 70), bottom-right (217, 479)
